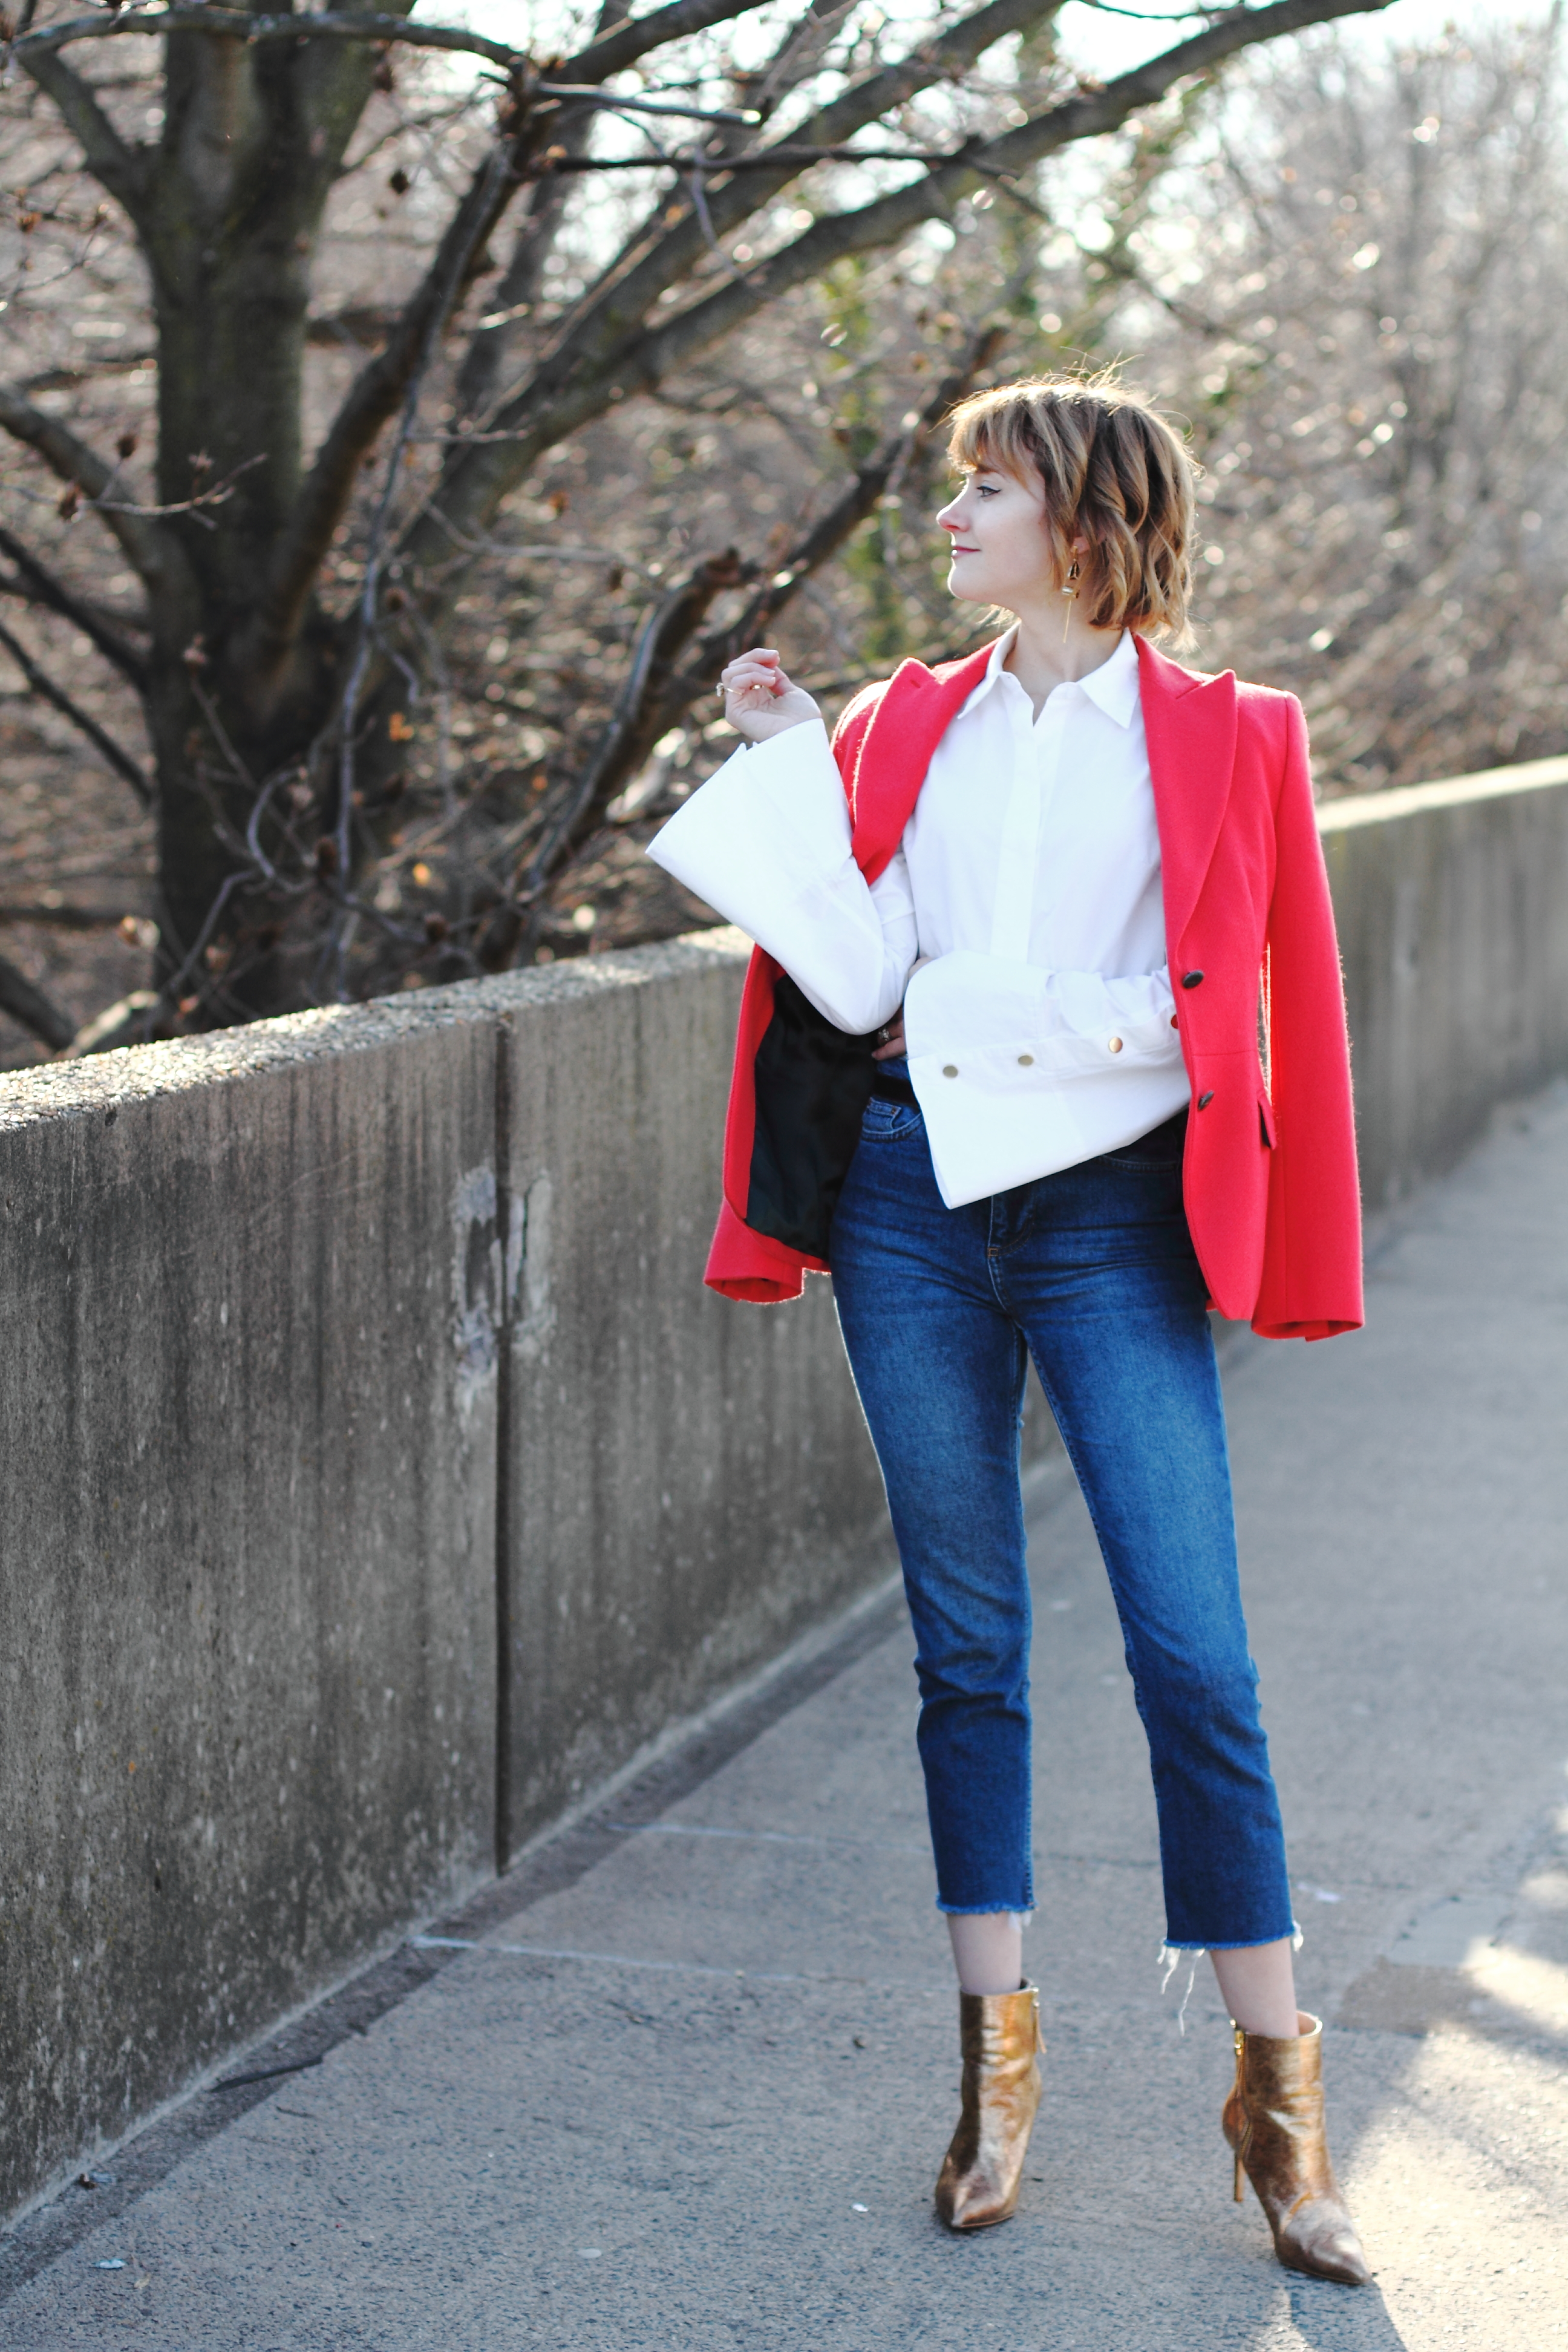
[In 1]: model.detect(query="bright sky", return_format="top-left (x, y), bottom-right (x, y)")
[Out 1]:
top-left (1055, 0), bottom-right (1544, 78)
top-left (449, 0), bottom-right (1548, 84)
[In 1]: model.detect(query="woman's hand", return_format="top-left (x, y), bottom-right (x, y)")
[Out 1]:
top-left (720, 647), bottom-right (822, 743)
top-left (872, 961), bottom-right (926, 1057)
top-left (872, 1008), bottom-right (906, 1061)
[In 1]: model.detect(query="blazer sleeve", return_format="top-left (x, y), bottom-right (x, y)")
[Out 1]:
top-left (1251, 696), bottom-right (1365, 1341)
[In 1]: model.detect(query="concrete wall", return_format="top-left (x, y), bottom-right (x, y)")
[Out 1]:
top-left (0, 1000), bottom-right (506, 2222)
top-left (488, 946), bottom-right (893, 1853)
top-left (3, 755), bottom-right (1568, 2220)
top-left (1322, 755), bottom-right (1568, 1206)
top-left (0, 938), bottom-right (890, 2223)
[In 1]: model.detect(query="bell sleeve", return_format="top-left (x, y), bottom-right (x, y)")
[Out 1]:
top-left (646, 719), bottom-right (916, 1033)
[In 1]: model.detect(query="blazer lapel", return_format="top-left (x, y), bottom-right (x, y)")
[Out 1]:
top-left (1136, 636), bottom-right (1238, 951)
top-left (847, 644), bottom-right (996, 881)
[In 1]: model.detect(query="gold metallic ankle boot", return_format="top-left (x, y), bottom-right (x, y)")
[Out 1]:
top-left (1223, 2012), bottom-right (1370, 2285)
top-left (934, 1983), bottom-right (1044, 2230)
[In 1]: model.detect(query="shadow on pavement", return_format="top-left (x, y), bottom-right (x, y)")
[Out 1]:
top-left (1284, 2274), bottom-right (1412, 2349)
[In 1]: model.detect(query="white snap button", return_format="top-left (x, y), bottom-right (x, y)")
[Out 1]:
top-left (1107, 1036), bottom-right (1123, 1054)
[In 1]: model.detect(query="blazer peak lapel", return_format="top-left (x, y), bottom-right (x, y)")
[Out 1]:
top-left (848, 643), bottom-right (995, 880)
top-left (1136, 636), bottom-right (1238, 950)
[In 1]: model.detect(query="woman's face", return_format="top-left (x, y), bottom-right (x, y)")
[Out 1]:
top-left (936, 462), bottom-right (1057, 612)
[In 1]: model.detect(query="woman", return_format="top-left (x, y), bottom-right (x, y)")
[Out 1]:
top-left (647, 374), bottom-right (1369, 2286)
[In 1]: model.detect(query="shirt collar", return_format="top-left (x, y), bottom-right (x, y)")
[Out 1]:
top-left (1077, 629), bottom-right (1140, 728)
top-left (956, 624), bottom-right (1140, 729)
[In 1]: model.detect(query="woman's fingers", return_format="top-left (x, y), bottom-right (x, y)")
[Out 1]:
top-left (718, 647), bottom-right (818, 740)
top-left (720, 647), bottom-right (789, 700)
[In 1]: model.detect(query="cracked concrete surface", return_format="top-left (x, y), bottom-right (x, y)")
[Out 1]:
top-left (4, 1084), bottom-right (1567, 2350)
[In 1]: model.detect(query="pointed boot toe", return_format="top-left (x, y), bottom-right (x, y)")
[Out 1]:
top-left (1224, 2012), bottom-right (1370, 2287)
top-left (934, 1983), bottom-right (1044, 2232)
top-left (1276, 2196), bottom-right (1373, 2287)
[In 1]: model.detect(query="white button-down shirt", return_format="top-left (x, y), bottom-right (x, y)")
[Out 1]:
top-left (647, 629), bottom-right (1190, 1207)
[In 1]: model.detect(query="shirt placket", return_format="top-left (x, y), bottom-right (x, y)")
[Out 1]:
top-left (988, 687), bottom-right (1062, 964)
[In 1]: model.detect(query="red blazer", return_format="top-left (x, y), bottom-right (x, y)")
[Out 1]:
top-left (705, 635), bottom-right (1362, 1341)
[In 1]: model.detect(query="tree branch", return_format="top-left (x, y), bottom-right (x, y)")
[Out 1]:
top-left (517, 0), bottom-right (1401, 455)
top-left (0, 382), bottom-right (190, 596)
top-left (411, 0), bottom-right (1059, 553)
top-left (0, 952), bottom-right (77, 1054)
top-left (18, 48), bottom-right (152, 223)
top-left (14, 8), bottom-right (527, 71)
top-left (549, 0), bottom-right (1056, 388)
top-left (0, 524), bottom-right (150, 691)
top-left (0, 613), bottom-right (154, 805)
top-left (249, 128), bottom-right (531, 682)
top-left (13, 3), bottom-right (769, 96)
top-left (518, 547), bottom-right (752, 901)
top-left (563, 0), bottom-right (774, 84)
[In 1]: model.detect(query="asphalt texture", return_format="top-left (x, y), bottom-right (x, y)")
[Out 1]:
top-left (4, 1083), bottom-right (1567, 2351)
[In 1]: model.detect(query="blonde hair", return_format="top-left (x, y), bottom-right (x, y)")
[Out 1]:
top-left (945, 373), bottom-right (1198, 647)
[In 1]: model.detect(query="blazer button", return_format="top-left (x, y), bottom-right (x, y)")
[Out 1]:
top-left (1170, 1015), bottom-right (1178, 1029)
top-left (1017, 1053), bottom-right (1034, 1067)
top-left (942, 1064), bottom-right (959, 1078)
top-left (1181, 970), bottom-right (1204, 989)
top-left (1198, 1089), bottom-right (1214, 1108)
top-left (1107, 1036), bottom-right (1123, 1054)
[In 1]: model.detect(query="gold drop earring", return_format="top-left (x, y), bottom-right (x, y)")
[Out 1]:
top-left (1062, 558), bottom-right (1081, 643)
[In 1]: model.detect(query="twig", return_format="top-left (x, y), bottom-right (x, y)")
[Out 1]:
top-left (0, 612), bottom-right (152, 803)
top-left (535, 87), bottom-right (758, 125)
top-left (86, 452), bottom-right (267, 528)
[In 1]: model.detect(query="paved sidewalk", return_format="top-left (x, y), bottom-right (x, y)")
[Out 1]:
top-left (5, 1087), bottom-right (1568, 2351)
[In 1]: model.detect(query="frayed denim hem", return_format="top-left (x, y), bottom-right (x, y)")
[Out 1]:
top-left (936, 1901), bottom-right (1034, 1921)
top-left (1160, 1919), bottom-right (1303, 1956)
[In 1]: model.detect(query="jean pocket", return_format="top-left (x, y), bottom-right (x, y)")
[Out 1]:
top-left (860, 1095), bottom-right (924, 1141)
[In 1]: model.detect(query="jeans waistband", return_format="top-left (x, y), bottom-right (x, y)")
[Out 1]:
top-left (870, 1054), bottom-right (917, 1108)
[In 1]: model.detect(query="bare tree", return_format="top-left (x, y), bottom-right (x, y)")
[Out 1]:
top-left (1100, 11), bottom-right (1568, 787)
top-left (0, 0), bottom-right (1399, 1040)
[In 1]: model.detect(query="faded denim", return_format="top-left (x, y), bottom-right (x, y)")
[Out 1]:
top-left (829, 1082), bottom-right (1294, 1951)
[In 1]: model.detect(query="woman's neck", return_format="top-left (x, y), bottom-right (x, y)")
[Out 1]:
top-left (1002, 604), bottom-right (1125, 719)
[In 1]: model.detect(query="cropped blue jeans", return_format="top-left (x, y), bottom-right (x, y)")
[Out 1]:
top-left (828, 1085), bottom-right (1294, 1952)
